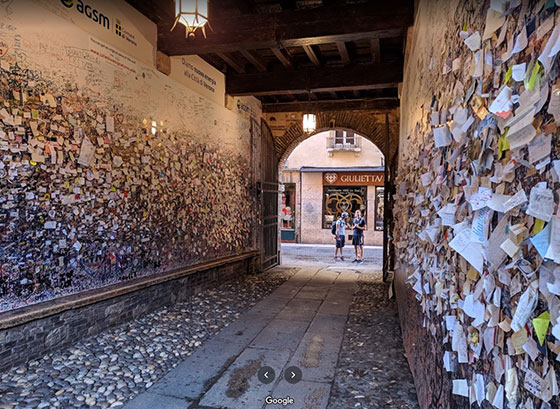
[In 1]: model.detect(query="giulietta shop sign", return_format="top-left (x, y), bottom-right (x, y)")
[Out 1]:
top-left (323, 172), bottom-right (384, 186)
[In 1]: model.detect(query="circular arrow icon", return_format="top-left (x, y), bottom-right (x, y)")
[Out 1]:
top-left (257, 366), bottom-right (276, 384)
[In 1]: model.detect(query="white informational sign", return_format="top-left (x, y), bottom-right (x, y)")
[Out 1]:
top-left (32, 0), bottom-right (157, 67)
top-left (170, 56), bottom-right (226, 106)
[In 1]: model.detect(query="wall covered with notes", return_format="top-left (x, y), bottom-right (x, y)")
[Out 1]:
top-left (0, 2), bottom-right (259, 312)
top-left (396, 0), bottom-right (560, 408)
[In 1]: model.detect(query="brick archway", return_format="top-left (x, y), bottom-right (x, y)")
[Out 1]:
top-left (272, 111), bottom-right (399, 165)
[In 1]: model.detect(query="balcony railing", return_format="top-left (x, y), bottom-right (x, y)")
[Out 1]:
top-left (326, 134), bottom-right (362, 154)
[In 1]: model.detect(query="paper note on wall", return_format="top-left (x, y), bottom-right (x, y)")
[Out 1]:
top-left (545, 216), bottom-right (560, 263)
top-left (526, 186), bottom-right (554, 222)
top-left (449, 228), bottom-right (484, 273)
top-left (511, 283), bottom-right (538, 332)
top-left (78, 137), bottom-right (95, 167)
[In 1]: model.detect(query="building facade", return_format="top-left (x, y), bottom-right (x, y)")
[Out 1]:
top-left (280, 130), bottom-right (385, 245)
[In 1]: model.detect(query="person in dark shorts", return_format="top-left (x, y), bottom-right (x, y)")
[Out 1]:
top-left (351, 210), bottom-right (366, 263)
top-left (333, 212), bottom-right (349, 261)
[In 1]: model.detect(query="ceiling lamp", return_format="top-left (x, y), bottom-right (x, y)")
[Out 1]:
top-left (302, 113), bottom-right (316, 134)
top-left (302, 90), bottom-right (316, 133)
top-left (171, 0), bottom-right (209, 38)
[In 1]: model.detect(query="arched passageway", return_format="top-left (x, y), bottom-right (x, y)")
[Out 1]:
top-left (279, 129), bottom-right (385, 247)
top-left (267, 110), bottom-right (400, 163)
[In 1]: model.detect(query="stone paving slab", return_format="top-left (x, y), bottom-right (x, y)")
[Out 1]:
top-left (267, 284), bottom-right (303, 299)
top-left (214, 313), bottom-right (273, 345)
top-left (275, 298), bottom-right (322, 322)
top-left (265, 380), bottom-right (331, 409)
top-left (245, 296), bottom-right (293, 316)
top-left (295, 286), bottom-right (331, 300)
top-left (249, 319), bottom-right (310, 351)
top-left (287, 314), bottom-right (348, 383)
top-left (303, 271), bottom-right (339, 287)
top-left (317, 299), bottom-right (352, 316)
top-left (123, 392), bottom-right (190, 409)
top-left (198, 347), bottom-right (291, 409)
top-left (145, 336), bottom-right (247, 400)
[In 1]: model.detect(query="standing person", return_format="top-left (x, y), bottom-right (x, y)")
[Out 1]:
top-left (352, 210), bottom-right (367, 264)
top-left (333, 212), bottom-right (349, 261)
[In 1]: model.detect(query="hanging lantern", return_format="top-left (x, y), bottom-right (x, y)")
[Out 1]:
top-left (171, 0), bottom-right (209, 38)
top-left (302, 113), bottom-right (316, 133)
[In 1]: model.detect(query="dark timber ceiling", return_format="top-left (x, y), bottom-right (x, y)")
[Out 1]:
top-left (125, 0), bottom-right (413, 112)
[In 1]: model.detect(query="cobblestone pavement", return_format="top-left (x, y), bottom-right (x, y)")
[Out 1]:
top-left (1, 245), bottom-right (417, 409)
top-left (327, 272), bottom-right (419, 409)
top-left (0, 268), bottom-right (296, 409)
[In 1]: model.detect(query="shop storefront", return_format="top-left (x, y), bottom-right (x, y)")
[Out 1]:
top-left (280, 183), bottom-right (296, 241)
top-left (280, 167), bottom-right (385, 245)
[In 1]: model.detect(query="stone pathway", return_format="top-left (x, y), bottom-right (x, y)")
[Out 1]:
top-left (123, 267), bottom-right (355, 409)
top-left (122, 266), bottom-right (418, 409)
top-left (0, 268), bottom-right (296, 409)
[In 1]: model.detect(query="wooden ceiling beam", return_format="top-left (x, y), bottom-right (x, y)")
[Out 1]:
top-left (336, 41), bottom-right (350, 65)
top-left (262, 98), bottom-right (399, 112)
top-left (132, 0), bottom-right (413, 55)
top-left (280, 0), bottom-right (298, 9)
top-left (370, 38), bottom-right (381, 63)
top-left (227, 62), bottom-right (402, 96)
top-left (271, 47), bottom-right (294, 69)
top-left (216, 52), bottom-right (246, 73)
top-left (302, 45), bottom-right (321, 66)
top-left (240, 50), bottom-right (267, 72)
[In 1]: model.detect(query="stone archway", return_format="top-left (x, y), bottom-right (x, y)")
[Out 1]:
top-left (270, 110), bottom-right (399, 164)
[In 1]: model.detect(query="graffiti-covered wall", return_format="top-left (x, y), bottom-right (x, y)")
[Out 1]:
top-left (0, 1), bottom-right (259, 312)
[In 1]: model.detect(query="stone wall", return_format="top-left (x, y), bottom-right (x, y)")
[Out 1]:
top-left (0, 252), bottom-right (259, 372)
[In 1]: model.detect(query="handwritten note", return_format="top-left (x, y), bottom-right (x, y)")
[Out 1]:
top-left (77, 137), bottom-right (95, 167)
top-left (510, 283), bottom-right (538, 332)
top-left (526, 186), bottom-right (554, 222)
top-left (449, 228), bottom-right (484, 273)
top-left (545, 216), bottom-right (560, 263)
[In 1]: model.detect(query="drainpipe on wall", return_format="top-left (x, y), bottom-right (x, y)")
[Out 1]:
top-left (383, 114), bottom-right (390, 283)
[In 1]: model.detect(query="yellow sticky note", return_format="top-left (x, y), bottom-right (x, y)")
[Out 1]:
top-left (533, 311), bottom-right (550, 346)
top-left (505, 66), bottom-right (513, 84)
top-left (498, 129), bottom-right (510, 160)
top-left (467, 266), bottom-right (479, 281)
top-left (527, 62), bottom-right (541, 91)
top-left (533, 218), bottom-right (545, 235)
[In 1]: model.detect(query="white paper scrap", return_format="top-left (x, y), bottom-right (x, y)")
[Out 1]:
top-left (464, 31), bottom-right (481, 51)
top-left (453, 379), bottom-right (470, 397)
top-left (449, 228), bottom-right (484, 273)
top-left (510, 283), bottom-right (538, 332)
top-left (512, 63), bottom-right (526, 82)
top-left (526, 186), bottom-right (554, 222)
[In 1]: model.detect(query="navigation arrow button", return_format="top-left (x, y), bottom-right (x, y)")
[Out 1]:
top-left (284, 366), bottom-right (302, 384)
top-left (258, 366), bottom-right (275, 384)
